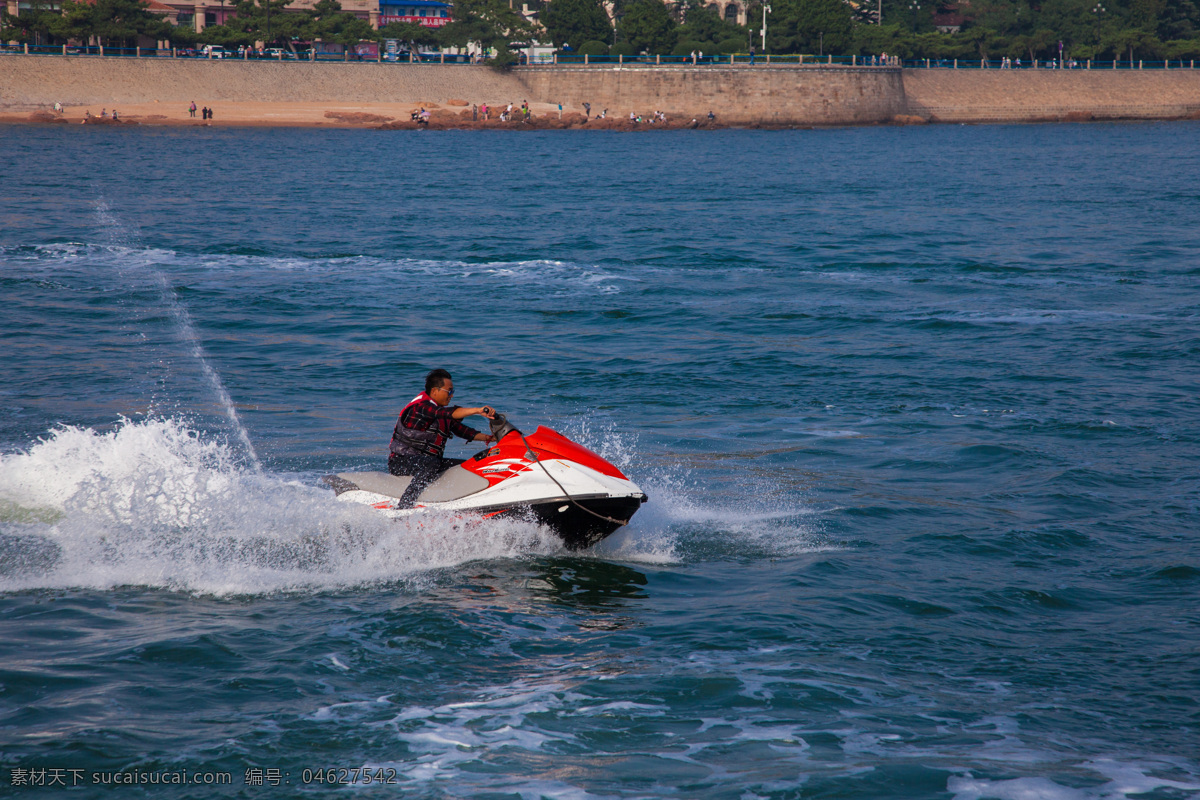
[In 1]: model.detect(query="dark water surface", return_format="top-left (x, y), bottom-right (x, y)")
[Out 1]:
top-left (1, 123), bottom-right (1198, 799)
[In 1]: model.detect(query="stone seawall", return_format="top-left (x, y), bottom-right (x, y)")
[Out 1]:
top-left (516, 65), bottom-right (906, 126)
top-left (2, 55), bottom-right (1199, 125)
top-left (902, 69), bottom-right (1200, 122)
top-left (0, 56), bottom-right (528, 106)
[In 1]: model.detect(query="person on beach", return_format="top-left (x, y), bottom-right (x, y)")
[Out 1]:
top-left (583, 102), bottom-right (591, 118)
top-left (189, 101), bottom-right (196, 118)
top-left (388, 369), bottom-right (496, 507)
top-left (472, 104), bottom-right (478, 121)
top-left (481, 103), bottom-right (489, 120)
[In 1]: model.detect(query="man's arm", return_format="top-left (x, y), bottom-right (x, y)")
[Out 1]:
top-left (451, 405), bottom-right (495, 421)
top-left (448, 419), bottom-right (492, 444)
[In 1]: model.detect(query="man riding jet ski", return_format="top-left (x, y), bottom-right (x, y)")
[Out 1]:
top-left (323, 370), bottom-right (647, 549)
top-left (385, 369), bottom-right (498, 508)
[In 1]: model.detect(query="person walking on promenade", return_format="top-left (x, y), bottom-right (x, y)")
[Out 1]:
top-left (750, 45), bottom-right (755, 65)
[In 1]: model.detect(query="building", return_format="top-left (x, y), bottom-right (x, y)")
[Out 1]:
top-left (379, 0), bottom-right (450, 27)
top-left (148, 0), bottom-right (380, 32)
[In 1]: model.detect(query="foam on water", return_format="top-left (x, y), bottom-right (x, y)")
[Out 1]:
top-left (0, 418), bottom-right (566, 595)
top-left (0, 417), bottom-right (820, 594)
top-left (947, 759), bottom-right (1200, 800)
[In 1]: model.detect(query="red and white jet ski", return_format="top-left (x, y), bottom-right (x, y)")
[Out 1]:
top-left (324, 414), bottom-right (647, 549)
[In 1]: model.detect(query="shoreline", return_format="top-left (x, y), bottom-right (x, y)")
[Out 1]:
top-left (2, 102), bottom-right (731, 130)
top-left (8, 102), bottom-right (1200, 129)
top-left (3, 58), bottom-right (1199, 128)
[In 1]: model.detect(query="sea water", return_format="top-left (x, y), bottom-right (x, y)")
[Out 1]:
top-left (0, 123), bottom-right (1197, 799)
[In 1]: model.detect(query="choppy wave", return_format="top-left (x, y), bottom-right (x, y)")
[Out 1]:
top-left (0, 418), bottom-right (567, 595)
top-left (0, 418), bottom-right (825, 595)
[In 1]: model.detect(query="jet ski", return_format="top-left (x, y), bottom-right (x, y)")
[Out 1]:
top-left (323, 414), bottom-right (647, 549)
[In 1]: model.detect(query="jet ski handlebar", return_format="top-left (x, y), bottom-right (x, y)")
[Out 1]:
top-left (489, 412), bottom-right (519, 442)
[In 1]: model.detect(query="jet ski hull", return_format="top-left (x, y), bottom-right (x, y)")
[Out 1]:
top-left (509, 495), bottom-right (647, 550)
top-left (325, 421), bottom-right (647, 549)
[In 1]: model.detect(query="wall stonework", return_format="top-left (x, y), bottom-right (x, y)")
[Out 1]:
top-left (2, 56), bottom-right (1199, 124)
top-left (902, 69), bottom-right (1200, 121)
top-left (514, 66), bottom-right (906, 125)
top-left (0, 57), bottom-right (528, 107)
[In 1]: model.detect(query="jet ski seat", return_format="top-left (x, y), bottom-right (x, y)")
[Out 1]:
top-left (326, 467), bottom-right (489, 503)
top-left (330, 472), bottom-right (412, 499)
top-left (416, 467), bottom-right (489, 502)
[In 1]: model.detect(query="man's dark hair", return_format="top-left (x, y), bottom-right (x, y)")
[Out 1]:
top-left (425, 369), bottom-right (452, 393)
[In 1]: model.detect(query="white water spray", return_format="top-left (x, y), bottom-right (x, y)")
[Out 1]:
top-left (93, 201), bottom-right (261, 471)
top-left (0, 418), bottom-right (566, 595)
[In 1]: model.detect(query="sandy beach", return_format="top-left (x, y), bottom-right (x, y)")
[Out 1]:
top-left (6, 101), bottom-right (728, 130)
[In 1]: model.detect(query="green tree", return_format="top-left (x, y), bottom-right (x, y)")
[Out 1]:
top-left (197, 22), bottom-right (256, 47)
top-left (1158, 0), bottom-right (1200, 38)
top-left (1104, 25), bottom-right (1162, 59)
top-left (851, 21), bottom-right (908, 56)
top-left (305, 0), bottom-right (376, 48)
top-left (217, 0), bottom-right (310, 49)
top-left (968, 0), bottom-right (1029, 36)
top-left (378, 20), bottom-right (439, 48)
top-left (0, 0), bottom-right (62, 45)
top-left (616, 0), bottom-right (676, 53)
top-left (54, 0), bottom-right (173, 47)
top-left (437, 0), bottom-right (535, 62)
top-left (753, 0), bottom-right (853, 54)
top-left (675, 2), bottom-right (745, 50)
top-left (576, 38), bottom-right (610, 54)
top-left (1015, 26), bottom-right (1056, 60)
top-left (542, 0), bottom-right (612, 50)
top-left (1036, 0), bottom-right (1094, 49)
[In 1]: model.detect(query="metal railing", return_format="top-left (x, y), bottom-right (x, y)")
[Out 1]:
top-left (1, 43), bottom-right (1196, 70)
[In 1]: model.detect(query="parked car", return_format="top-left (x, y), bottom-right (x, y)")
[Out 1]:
top-left (202, 45), bottom-right (228, 59)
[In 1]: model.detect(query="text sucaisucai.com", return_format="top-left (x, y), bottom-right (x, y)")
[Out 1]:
top-left (10, 767), bottom-right (401, 787)
top-left (10, 768), bottom-right (232, 787)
